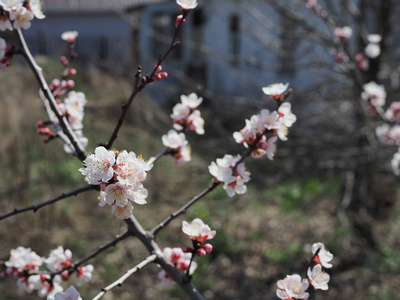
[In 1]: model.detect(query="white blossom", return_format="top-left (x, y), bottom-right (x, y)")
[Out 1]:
top-left (333, 26), bottom-right (353, 40)
top-left (162, 129), bottom-right (188, 149)
top-left (182, 218), bottom-right (216, 243)
top-left (111, 202), bottom-right (133, 219)
top-left (260, 109), bottom-right (279, 130)
top-left (307, 264), bottom-right (330, 290)
top-left (76, 265), bottom-right (93, 286)
top-left (175, 144), bottom-right (191, 165)
top-left (171, 103), bottom-right (190, 121)
top-left (113, 150), bottom-right (152, 186)
top-left (361, 81), bottom-right (386, 107)
top-left (52, 286), bottom-right (82, 300)
top-left (180, 93), bottom-right (203, 108)
top-left (365, 43), bottom-right (380, 58)
top-left (208, 154), bottom-right (239, 184)
top-left (9, 5), bottom-right (34, 30)
top-left (276, 274), bottom-right (309, 300)
top-left (391, 151), bottom-right (400, 176)
top-left (5, 246), bottom-right (43, 273)
top-left (45, 246), bottom-right (72, 273)
top-left (100, 182), bottom-right (148, 208)
top-left (312, 242), bottom-right (333, 268)
top-left (278, 102), bottom-right (297, 127)
top-left (176, 0), bottom-right (197, 10)
top-left (28, 0), bottom-right (45, 19)
top-left (262, 83), bottom-right (289, 98)
top-left (187, 110), bottom-right (205, 135)
top-left (79, 146), bottom-right (116, 185)
top-left (367, 34), bottom-right (381, 44)
top-left (61, 31), bottom-right (78, 43)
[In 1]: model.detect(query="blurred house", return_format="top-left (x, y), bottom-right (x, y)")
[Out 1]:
top-left (27, 0), bottom-right (167, 70)
top-left (26, 0), bottom-right (319, 100)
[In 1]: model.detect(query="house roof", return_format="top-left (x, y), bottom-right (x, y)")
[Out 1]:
top-left (42, 0), bottom-right (169, 13)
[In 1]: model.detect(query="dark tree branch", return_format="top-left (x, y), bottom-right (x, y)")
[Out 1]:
top-left (0, 185), bottom-right (95, 221)
top-left (14, 29), bottom-right (87, 160)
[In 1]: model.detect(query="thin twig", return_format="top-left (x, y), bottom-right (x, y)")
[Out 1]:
top-left (14, 29), bottom-right (87, 160)
top-left (92, 254), bottom-right (156, 300)
top-left (105, 11), bottom-right (189, 149)
top-left (151, 182), bottom-right (219, 236)
top-left (0, 185), bottom-right (95, 221)
top-left (65, 231), bottom-right (131, 275)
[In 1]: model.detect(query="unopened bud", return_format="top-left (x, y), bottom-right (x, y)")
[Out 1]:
top-left (61, 271), bottom-right (69, 280)
top-left (60, 56), bottom-right (68, 65)
top-left (66, 79), bottom-right (75, 88)
top-left (182, 246), bottom-right (192, 253)
top-left (159, 72), bottom-right (168, 80)
top-left (154, 65), bottom-right (162, 73)
top-left (36, 120), bottom-right (44, 128)
top-left (38, 128), bottom-right (52, 136)
top-left (51, 79), bottom-right (61, 88)
top-left (196, 248), bottom-right (206, 257)
top-left (100, 182), bottom-right (108, 191)
top-left (40, 274), bottom-right (47, 281)
top-left (68, 68), bottom-right (77, 76)
top-left (203, 243), bottom-right (213, 253)
top-left (175, 15), bottom-right (186, 27)
top-left (152, 74), bottom-right (162, 82)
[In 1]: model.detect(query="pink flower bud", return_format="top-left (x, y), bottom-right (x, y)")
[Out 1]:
top-left (159, 72), bottom-right (168, 79)
top-left (203, 243), bottom-right (213, 253)
top-left (100, 182), bottom-right (108, 191)
top-left (51, 79), bottom-right (61, 88)
top-left (68, 68), bottom-right (77, 76)
top-left (60, 56), bottom-right (68, 65)
top-left (61, 80), bottom-right (67, 88)
top-left (66, 79), bottom-right (75, 88)
top-left (152, 74), bottom-right (162, 81)
top-left (196, 248), bottom-right (206, 256)
top-left (182, 246), bottom-right (192, 253)
top-left (61, 271), bottom-right (69, 280)
top-left (36, 120), bottom-right (44, 128)
top-left (175, 15), bottom-right (186, 27)
top-left (154, 65), bottom-right (162, 73)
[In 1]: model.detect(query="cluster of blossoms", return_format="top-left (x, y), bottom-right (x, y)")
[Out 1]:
top-left (209, 154), bottom-right (250, 197)
top-left (182, 218), bottom-right (216, 257)
top-left (36, 31), bottom-right (88, 153)
top-left (159, 218), bottom-right (215, 286)
top-left (360, 81), bottom-right (400, 175)
top-left (79, 146), bottom-right (153, 219)
top-left (163, 93), bottom-right (204, 164)
top-left (210, 84), bottom-right (295, 197)
top-left (0, 0), bottom-right (44, 31)
top-left (276, 242), bottom-right (332, 299)
top-left (158, 247), bottom-right (197, 286)
top-left (1, 246), bottom-right (92, 299)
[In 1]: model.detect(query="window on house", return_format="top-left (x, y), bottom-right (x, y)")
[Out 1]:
top-left (229, 14), bottom-right (241, 65)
